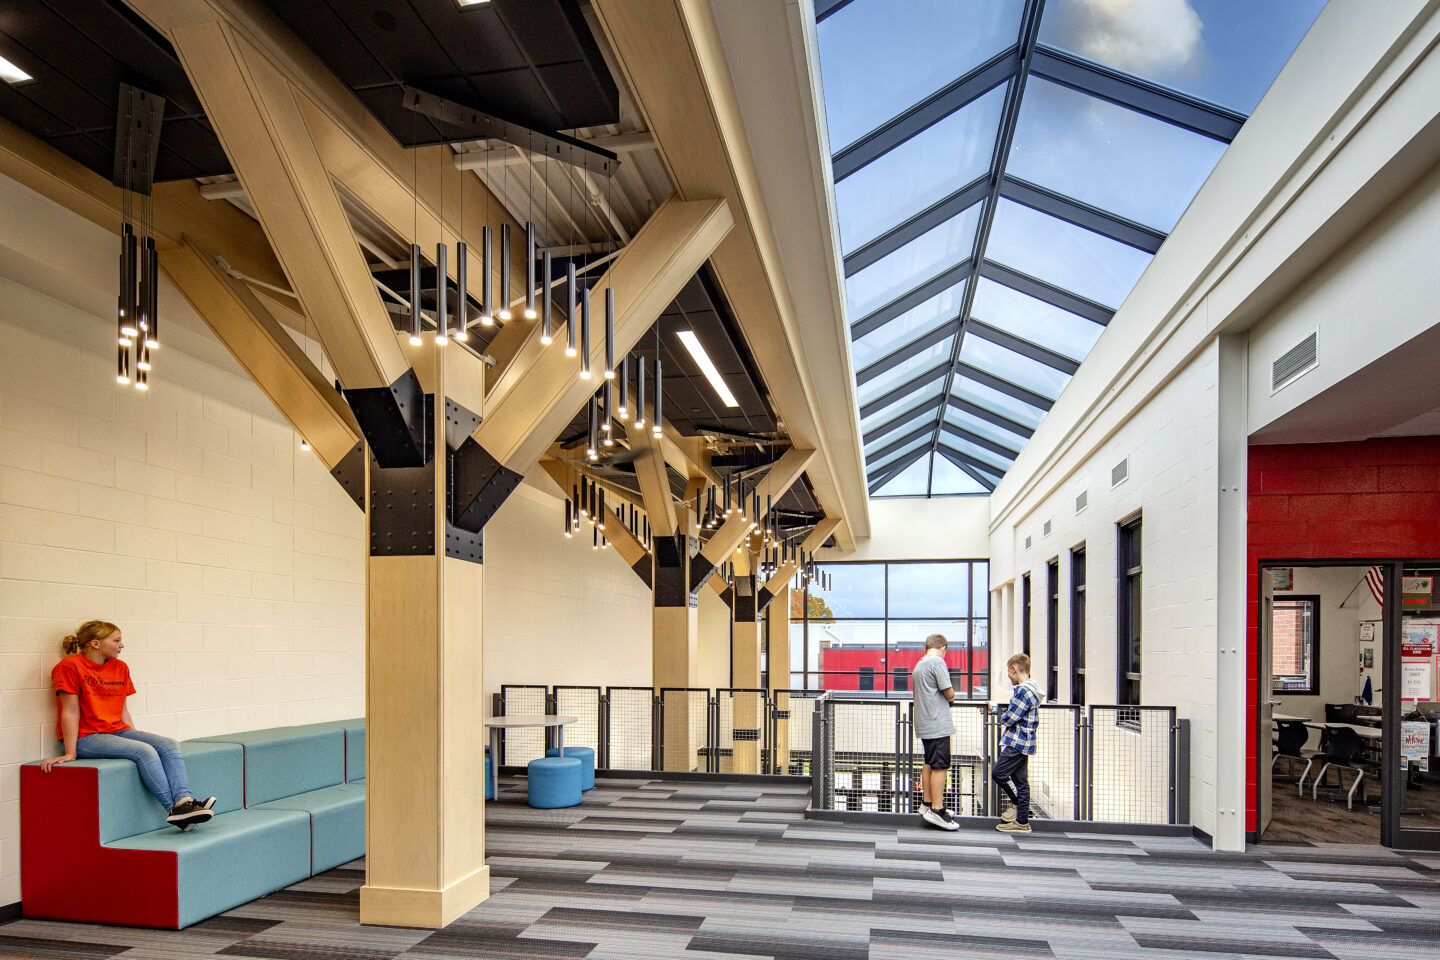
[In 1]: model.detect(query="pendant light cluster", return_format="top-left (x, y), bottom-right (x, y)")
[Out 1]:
top-left (563, 472), bottom-right (655, 554)
top-left (114, 85), bottom-right (164, 391)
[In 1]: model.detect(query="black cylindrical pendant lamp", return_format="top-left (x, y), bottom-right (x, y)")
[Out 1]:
top-left (619, 356), bottom-right (629, 417)
top-left (525, 221), bottom-right (537, 319)
top-left (603, 288), bottom-right (615, 379)
top-left (635, 356), bottom-right (646, 427)
top-left (481, 226), bottom-right (494, 325)
top-left (580, 286), bottom-right (592, 379)
top-left (566, 261), bottom-right (578, 356)
top-left (498, 223), bottom-right (512, 320)
top-left (456, 241), bottom-right (469, 342)
top-left (409, 243), bottom-right (422, 345)
top-left (435, 242), bottom-right (449, 344)
top-left (541, 251), bottom-right (553, 345)
top-left (143, 237), bottom-right (158, 349)
top-left (652, 357), bottom-right (662, 437)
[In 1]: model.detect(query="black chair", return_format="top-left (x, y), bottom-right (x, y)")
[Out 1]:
top-left (1326, 703), bottom-right (1360, 724)
top-left (1272, 720), bottom-right (1319, 794)
top-left (1311, 727), bottom-right (1378, 810)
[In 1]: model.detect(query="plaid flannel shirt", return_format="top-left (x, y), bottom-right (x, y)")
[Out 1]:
top-left (998, 679), bottom-right (1041, 756)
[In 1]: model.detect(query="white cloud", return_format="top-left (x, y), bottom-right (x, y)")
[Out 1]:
top-left (1047, 0), bottom-right (1205, 80)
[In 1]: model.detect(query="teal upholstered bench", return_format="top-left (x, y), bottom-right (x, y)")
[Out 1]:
top-left (22, 719), bottom-right (367, 928)
top-left (193, 722), bottom-right (365, 874)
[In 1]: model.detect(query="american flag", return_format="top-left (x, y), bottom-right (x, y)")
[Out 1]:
top-left (1364, 566), bottom-right (1384, 606)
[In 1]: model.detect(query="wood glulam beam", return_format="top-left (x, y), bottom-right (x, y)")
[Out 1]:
top-left (163, 238), bottom-right (361, 470)
top-left (590, 0), bottom-right (864, 550)
top-left (625, 422), bottom-right (678, 537)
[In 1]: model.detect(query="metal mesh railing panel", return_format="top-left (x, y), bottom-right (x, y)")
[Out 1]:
top-left (498, 684), bottom-right (548, 765)
top-left (1030, 704), bottom-right (1081, 821)
top-left (939, 703), bottom-right (991, 817)
top-left (1088, 706), bottom-right (1176, 823)
top-left (715, 688), bottom-right (767, 775)
top-left (777, 690), bottom-right (822, 776)
top-left (554, 686), bottom-right (601, 754)
top-left (604, 687), bottom-right (654, 771)
top-left (660, 688), bottom-right (711, 773)
top-left (830, 700), bottom-right (904, 812)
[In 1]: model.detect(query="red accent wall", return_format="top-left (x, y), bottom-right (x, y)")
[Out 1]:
top-left (814, 647), bottom-right (989, 692)
top-left (1246, 436), bottom-right (1440, 832)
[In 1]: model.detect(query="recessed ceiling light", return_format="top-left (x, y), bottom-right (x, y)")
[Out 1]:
top-left (677, 330), bottom-right (739, 408)
top-left (457, 0), bottom-right (490, 5)
top-left (0, 54), bottom-right (33, 84)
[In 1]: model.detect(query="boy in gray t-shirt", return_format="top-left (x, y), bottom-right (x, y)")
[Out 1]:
top-left (911, 634), bottom-right (958, 830)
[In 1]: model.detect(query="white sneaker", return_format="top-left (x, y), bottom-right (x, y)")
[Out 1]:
top-left (922, 805), bottom-right (959, 831)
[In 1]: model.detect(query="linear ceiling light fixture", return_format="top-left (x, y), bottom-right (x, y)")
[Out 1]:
top-left (677, 330), bottom-right (739, 407)
top-left (0, 54), bottom-right (32, 84)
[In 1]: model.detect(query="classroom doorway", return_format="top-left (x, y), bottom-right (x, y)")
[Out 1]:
top-left (1256, 561), bottom-right (1440, 849)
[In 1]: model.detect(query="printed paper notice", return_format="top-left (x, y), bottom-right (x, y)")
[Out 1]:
top-left (1402, 661), bottom-right (1433, 701)
top-left (1401, 720), bottom-right (1431, 773)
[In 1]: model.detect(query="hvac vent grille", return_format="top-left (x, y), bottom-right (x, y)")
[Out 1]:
top-left (1043, 519), bottom-right (1052, 537)
top-left (1075, 490), bottom-right (1088, 513)
top-left (1111, 458), bottom-right (1129, 487)
top-left (1272, 331), bottom-right (1318, 392)
top-left (1024, 535), bottom-right (1032, 550)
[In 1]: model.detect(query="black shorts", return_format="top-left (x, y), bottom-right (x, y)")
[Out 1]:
top-left (920, 736), bottom-right (950, 770)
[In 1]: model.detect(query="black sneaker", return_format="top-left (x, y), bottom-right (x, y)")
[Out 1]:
top-left (166, 799), bottom-right (214, 831)
top-left (937, 807), bottom-right (957, 826)
top-left (195, 796), bottom-right (217, 812)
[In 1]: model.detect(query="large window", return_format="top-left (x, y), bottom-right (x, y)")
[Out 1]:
top-left (791, 560), bottom-right (989, 698)
top-left (1021, 572), bottom-right (1032, 657)
top-left (1046, 559), bottom-right (1059, 702)
top-left (1117, 517), bottom-right (1142, 705)
top-left (1271, 596), bottom-right (1320, 695)
top-left (1071, 546), bottom-right (1086, 705)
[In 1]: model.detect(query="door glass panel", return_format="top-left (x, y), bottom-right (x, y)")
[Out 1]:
top-left (987, 199), bottom-right (1152, 309)
top-left (1400, 562), bottom-right (1440, 835)
top-left (818, 0), bottom-right (1023, 151)
top-left (836, 86), bottom-right (1005, 252)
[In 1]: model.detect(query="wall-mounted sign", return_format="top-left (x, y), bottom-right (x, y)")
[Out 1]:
top-left (1402, 621), bottom-right (1437, 658)
top-left (1359, 622), bottom-right (1376, 643)
top-left (1270, 568), bottom-right (1294, 591)
top-left (1402, 661), bottom-right (1433, 701)
top-left (1403, 576), bottom-right (1434, 608)
top-left (1401, 720), bottom-right (1431, 773)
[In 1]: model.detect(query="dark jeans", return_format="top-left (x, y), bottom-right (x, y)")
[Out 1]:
top-left (992, 747), bottom-right (1030, 824)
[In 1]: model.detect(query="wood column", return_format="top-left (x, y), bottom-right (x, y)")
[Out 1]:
top-left (358, 341), bottom-right (489, 928)
top-left (767, 585), bottom-right (791, 774)
top-left (654, 506), bottom-right (700, 771)
top-left (730, 573), bottom-right (762, 775)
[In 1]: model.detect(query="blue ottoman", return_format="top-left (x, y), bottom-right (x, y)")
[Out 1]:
top-left (546, 746), bottom-right (595, 791)
top-left (484, 747), bottom-right (494, 801)
top-left (527, 756), bottom-right (581, 809)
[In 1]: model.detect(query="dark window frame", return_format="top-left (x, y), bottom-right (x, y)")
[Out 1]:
top-left (793, 558), bottom-right (990, 698)
top-left (1021, 572), bottom-right (1032, 658)
top-left (1046, 558), bottom-right (1060, 702)
top-left (1270, 594), bottom-right (1322, 696)
top-left (1117, 516), bottom-right (1142, 707)
top-left (1071, 544), bottom-right (1086, 705)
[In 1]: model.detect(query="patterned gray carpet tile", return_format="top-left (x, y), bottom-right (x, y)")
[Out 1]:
top-left (4, 775), bottom-right (1439, 959)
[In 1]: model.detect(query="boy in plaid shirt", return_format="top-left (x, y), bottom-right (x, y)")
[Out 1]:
top-left (993, 653), bottom-right (1042, 833)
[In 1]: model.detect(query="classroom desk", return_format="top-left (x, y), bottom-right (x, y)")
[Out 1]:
top-left (484, 714), bottom-right (579, 771)
top-left (1306, 721), bottom-right (1383, 740)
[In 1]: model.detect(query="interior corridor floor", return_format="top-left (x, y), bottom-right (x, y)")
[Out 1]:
top-left (3, 775), bottom-right (1439, 959)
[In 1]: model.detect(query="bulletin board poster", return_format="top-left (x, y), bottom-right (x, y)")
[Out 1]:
top-left (1402, 661), bottom-right (1434, 702)
top-left (1270, 568), bottom-right (1294, 591)
top-left (1401, 621), bottom-right (1438, 658)
top-left (1401, 720), bottom-right (1431, 773)
top-left (1403, 576), bottom-right (1434, 609)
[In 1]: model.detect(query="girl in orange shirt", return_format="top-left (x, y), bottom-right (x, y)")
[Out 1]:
top-left (42, 621), bottom-right (216, 830)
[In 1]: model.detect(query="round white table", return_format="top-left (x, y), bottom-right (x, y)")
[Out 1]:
top-left (483, 715), bottom-right (579, 775)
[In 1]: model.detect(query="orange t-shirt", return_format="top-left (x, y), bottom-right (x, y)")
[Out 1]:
top-left (51, 654), bottom-right (135, 740)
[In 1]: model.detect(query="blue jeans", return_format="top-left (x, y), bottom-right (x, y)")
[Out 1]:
top-left (76, 729), bottom-right (192, 810)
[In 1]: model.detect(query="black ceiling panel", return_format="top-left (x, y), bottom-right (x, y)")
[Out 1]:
top-left (263, 0), bottom-right (619, 147)
top-left (0, 0), bottom-right (231, 183)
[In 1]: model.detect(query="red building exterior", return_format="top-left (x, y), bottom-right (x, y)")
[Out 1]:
top-left (816, 645), bottom-right (990, 693)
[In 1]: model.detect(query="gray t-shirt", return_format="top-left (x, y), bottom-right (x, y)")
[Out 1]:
top-left (911, 655), bottom-right (955, 739)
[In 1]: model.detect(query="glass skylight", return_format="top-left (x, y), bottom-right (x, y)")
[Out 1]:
top-left (816, 0), bottom-right (1323, 495)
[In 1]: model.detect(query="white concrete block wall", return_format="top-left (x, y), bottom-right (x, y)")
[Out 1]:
top-left (481, 478), bottom-right (653, 701)
top-left (996, 346), bottom-right (1221, 837)
top-left (0, 189), bottom-right (365, 907)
